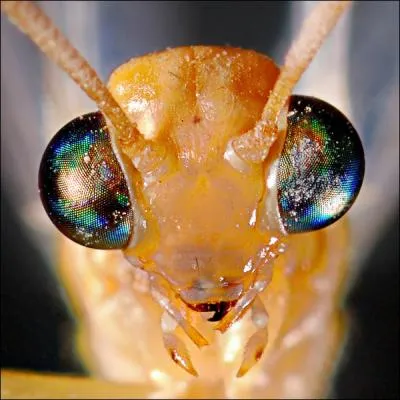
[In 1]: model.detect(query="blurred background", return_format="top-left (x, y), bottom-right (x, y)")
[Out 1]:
top-left (1, 1), bottom-right (398, 398)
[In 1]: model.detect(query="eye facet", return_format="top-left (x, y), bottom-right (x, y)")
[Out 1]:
top-left (39, 111), bottom-right (134, 249)
top-left (277, 95), bottom-right (365, 234)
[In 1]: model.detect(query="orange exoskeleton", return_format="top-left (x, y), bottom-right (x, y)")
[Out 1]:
top-left (1, 0), bottom-right (366, 396)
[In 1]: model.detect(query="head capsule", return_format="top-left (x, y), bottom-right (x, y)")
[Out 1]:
top-left (38, 111), bottom-right (134, 249)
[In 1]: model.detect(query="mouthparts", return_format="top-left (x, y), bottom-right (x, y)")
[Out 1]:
top-left (186, 300), bottom-right (237, 322)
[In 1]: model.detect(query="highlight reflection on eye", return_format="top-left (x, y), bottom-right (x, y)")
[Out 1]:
top-left (277, 95), bottom-right (365, 234)
top-left (38, 112), bottom-right (134, 249)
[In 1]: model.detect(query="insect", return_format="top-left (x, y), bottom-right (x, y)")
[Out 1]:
top-left (3, 1), bottom-right (396, 398)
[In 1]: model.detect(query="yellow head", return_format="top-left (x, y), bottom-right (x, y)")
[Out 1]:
top-left (109, 47), bottom-right (281, 306)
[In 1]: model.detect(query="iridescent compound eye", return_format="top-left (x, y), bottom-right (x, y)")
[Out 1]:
top-left (39, 111), bottom-right (134, 249)
top-left (277, 95), bottom-right (365, 234)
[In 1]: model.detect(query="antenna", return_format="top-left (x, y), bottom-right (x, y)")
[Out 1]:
top-left (1, 1), bottom-right (145, 150)
top-left (232, 1), bottom-right (352, 163)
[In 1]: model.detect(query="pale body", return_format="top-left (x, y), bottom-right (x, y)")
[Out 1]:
top-left (0, 2), bottom-right (364, 398)
top-left (55, 47), bottom-right (350, 398)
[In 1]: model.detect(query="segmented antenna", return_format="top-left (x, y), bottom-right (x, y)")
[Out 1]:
top-left (1, 1), bottom-right (144, 148)
top-left (232, 1), bottom-right (352, 163)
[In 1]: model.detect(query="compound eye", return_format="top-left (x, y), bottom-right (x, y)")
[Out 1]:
top-left (277, 95), bottom-right (365, 234)
top-left (39, 111), bottom-right (134, 249)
